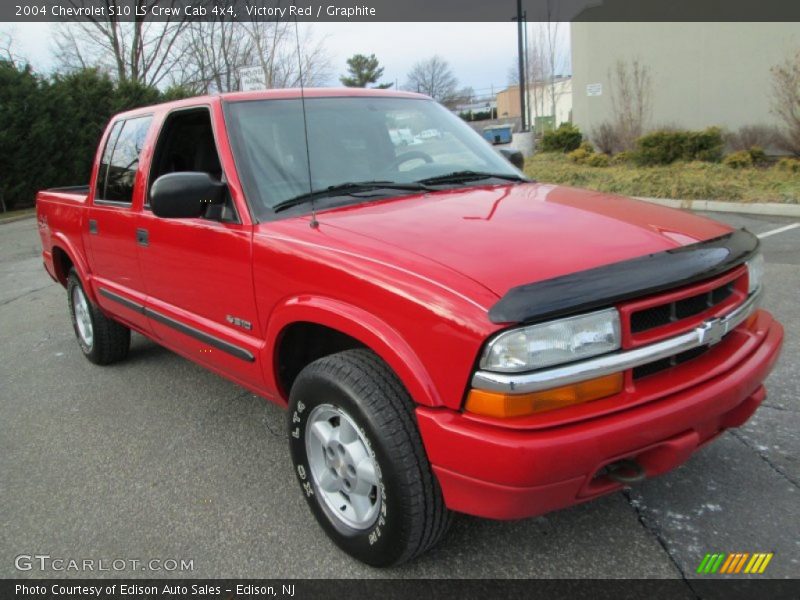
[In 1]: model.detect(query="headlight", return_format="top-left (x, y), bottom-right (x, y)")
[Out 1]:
top-left (746, 252), bottom-right (764, 295)
top-left (480, 308), bottom-right (622, 372)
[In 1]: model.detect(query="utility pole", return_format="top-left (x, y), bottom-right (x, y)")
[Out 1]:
top-left (523, 10), bottom-right (532, 132)
top-left (515, 0), bottom-right (527, 132)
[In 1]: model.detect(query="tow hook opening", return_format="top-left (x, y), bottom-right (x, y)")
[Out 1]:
top-left (600, 458), bottom-right (647, 484)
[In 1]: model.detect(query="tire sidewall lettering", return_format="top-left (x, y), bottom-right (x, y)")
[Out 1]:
top-left (289, 388), bottom-right (393, 557)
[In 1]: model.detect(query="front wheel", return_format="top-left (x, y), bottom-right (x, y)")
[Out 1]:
top-left (67, 269), bottom-right (130, 365)
top-left (287, 349), bottom-right (451, 566)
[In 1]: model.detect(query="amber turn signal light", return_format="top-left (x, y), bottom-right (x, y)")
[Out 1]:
top-left (465, 372), bottom-right (624, 419)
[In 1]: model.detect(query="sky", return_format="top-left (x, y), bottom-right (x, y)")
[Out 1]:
top-left (0, 21), bottom-right (570, 95)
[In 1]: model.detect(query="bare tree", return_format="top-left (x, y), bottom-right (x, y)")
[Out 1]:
top-left (239, 21), bottom-right (331, 89)
top-left (608, 58), bottom-right (652, 150)
top-left (507, 21), bottom-right (568, 129)
top-left (724, 125), bottom-right (780, 152)
top-left (174, 20), bottom-right (256, 93)
top-left (770, 49), bottom-right (800, 156)
top-left (405, 55), bottom-right (458, 105)
top-left (1, 31), bottom-right (13, 62)
top-left (53, 0), bottom-right (189, 87)
top-left (531, 23), bottom-right (566, 127)
top-left (1, 30), bottom-right (24, 65)
top-left (170, 19), bottom-right (330, 92)
top-left (541, 15), bottom-right (565, 122)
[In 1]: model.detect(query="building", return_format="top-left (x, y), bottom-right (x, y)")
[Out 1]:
top-left (571, 23), bottom-right (800, 137)
top-left (496, 77), bottom-right (573, 132)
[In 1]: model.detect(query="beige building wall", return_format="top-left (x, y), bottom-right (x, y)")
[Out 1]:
top-left (496, 79), bottom-right (573, 125)
top-left (497, 85), bottom-right (522, 119)
top-left (571, 23), bottom-right (800, 136)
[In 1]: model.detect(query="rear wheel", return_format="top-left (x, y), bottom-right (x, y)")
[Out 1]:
top-left (67, 269), bottom-right (130, 365)
top-left (288, 349), bottom-right (451, 566)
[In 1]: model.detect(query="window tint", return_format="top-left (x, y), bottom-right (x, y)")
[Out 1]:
top-left (100, 116), bottom-right (152, 204)
top-left (95, 120), bottom-right (123, 200)
top-left (224, 97), bottom-right (519, 220)
top-left (149, 109), bottom-right (222, 185)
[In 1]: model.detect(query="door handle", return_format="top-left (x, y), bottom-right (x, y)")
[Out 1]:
top-left (136, 228), bottom-right (149, 246)
top-left (88, 219), bottom-right (98, 235)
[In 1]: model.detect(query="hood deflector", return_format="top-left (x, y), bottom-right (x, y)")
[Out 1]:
top-left (488, 229), bottom-right (759, 324)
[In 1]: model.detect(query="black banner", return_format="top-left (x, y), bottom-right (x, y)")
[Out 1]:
top-left (5, 0), bottom-right (800, 23)
top-left (3, 579), bottom-right (800, 600)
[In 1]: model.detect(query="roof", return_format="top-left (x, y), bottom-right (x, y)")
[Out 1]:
top-left (221, 87), bottom-right (429, 102)
top-left (115, 87), bottom-right (431, 119)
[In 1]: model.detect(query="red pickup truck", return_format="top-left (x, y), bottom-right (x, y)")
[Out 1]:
top-left (36, 88), bottom-right (783, 566)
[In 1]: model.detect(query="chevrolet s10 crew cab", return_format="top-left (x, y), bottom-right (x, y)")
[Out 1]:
top-left (36, 89), bottom-right (784, 566)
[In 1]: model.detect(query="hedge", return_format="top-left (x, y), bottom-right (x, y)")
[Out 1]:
top-left (0, 60), bottom-right (191, 210)
top-left (634, 127), bottom-right (724, 166)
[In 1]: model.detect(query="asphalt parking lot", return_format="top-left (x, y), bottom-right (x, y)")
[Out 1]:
top-left (1, 210), bottom-right (798, 584)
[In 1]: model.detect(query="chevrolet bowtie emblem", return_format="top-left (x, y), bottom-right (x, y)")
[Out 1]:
top-left (698, 318), bottom-right (727, 346)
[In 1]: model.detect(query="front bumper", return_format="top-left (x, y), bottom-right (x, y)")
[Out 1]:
top-left (416, 310), bottom-right (783, 520)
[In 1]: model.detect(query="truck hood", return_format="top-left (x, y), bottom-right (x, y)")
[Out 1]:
top-left (314, 183), bottom-right (733, 298)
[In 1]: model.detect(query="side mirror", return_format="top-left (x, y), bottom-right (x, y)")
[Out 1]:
top-left (150, 172), bottom-right (226, 219)
top-left (499, 148), bottom-right (525, 170)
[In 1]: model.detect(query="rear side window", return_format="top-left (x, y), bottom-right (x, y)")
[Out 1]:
top-left (96, 116), bottom-right (152, 204)
top-left (95, 120), bottom-right (123, 200)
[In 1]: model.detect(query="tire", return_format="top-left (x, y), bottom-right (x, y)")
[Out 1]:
top-left (287, 349), bottom-right (451, 566)
top-left (67, 269), bottom-right (130, 365)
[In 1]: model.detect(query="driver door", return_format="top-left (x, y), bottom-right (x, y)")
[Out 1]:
top-left (136, 106), bottom-right (263, 388)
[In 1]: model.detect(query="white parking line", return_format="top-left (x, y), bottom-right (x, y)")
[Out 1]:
top-left (756, 223), bottom-right (800, 239)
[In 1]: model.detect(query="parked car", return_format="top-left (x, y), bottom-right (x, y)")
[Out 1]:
top-left (36, 88), bottom-right (783, 567)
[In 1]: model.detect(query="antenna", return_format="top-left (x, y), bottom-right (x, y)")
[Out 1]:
top-left (293, 8), bottom-right (319, 229)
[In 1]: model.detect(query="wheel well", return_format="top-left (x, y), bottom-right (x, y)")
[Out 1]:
top-left (52, 246), bottom-right (74, 287)
top-left (275, 322), bottom-right (366, 398)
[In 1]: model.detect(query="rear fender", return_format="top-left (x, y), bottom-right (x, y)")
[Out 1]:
top-left (50, 232), bottom-right (97, 304)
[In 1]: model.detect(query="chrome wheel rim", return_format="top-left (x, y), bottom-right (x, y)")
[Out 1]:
top-left (72, 286), bottom-right (93, 347)
top-left (305, 404), bottom-right (381, 531)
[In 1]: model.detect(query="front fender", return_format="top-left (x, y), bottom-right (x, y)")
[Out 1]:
top-left (263, 295), bottom-right (442, 407)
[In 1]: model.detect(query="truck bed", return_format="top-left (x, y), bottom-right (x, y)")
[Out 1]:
top-left (36, 185), bottom-right (90, 285)
top-left (45, 184), bottom-right (90, 195)
top-left (37, 185), bottom-right (90, 204)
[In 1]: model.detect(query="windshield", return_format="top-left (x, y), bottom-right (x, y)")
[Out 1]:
top-left (223, 96), bottom-right (523, 220)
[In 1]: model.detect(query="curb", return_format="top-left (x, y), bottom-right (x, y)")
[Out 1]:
top-left (635, 197), bottom-right (800, 219)
top-left (0, 213), bottom-right (36, 225)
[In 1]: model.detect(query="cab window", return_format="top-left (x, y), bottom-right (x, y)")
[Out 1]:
top-left (96, 116), bottom-right (152, 205)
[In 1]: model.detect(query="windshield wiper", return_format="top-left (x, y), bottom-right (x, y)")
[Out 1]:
top-left (417, 171), bottom-right (528, 186)
top-left (273, 181), bottom-right (433, 213)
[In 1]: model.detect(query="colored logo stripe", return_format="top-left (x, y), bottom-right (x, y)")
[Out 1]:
top-left (698, 552), bottom-right (773, 574)
top-left (697, 553), bottom-right (725, 574)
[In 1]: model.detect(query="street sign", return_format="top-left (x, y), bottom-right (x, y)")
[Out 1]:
top-left (240, 66), bottom-right (266, 91)
top-left (586, 83), bottom-right (602, 97)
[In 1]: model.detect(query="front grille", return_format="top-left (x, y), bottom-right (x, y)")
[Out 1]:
top-left (633, 345), bottom-right (710, 380)
top-left (631, 282), bottom-right (735, 334)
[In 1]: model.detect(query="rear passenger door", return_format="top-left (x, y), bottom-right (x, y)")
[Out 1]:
top-left (86, 115), bottom-right (153, 332)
